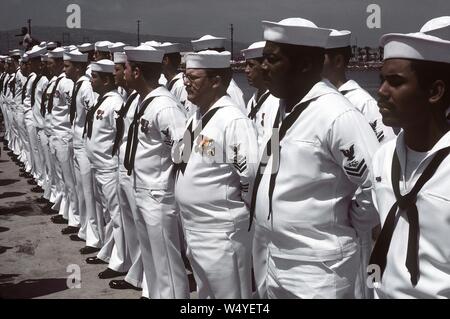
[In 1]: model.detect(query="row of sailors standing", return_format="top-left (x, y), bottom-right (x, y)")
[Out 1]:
top-left (2, 14), bottom-right (450, 299)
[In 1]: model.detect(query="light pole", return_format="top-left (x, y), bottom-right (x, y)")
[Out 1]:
top-left (230, 23), bottom-right (234, 61)
top-left (28, 19), bottom-right (32, 36)
top-left (137, 20), bottom-right (141, 45)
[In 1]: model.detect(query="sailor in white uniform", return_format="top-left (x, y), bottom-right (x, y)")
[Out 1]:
top-left (191, 35), bottom-right (247, 113)
top-left (24, 46), bottom-right (48, 193)
top-left (155, 42), bottom-right (193, 115)
top-left (123, 44), bottom-right (189, 299)
top-left (108, 51), bottom-right (144, 291)
top-left (16, 54), bottom-right (33, 176)
top-left (370, 29), bottom-right (450, 299)
top-left (94, 41), bottom-right (113, 61)
top-left (252, 18), bottom-right (380, 299)
top-left (322, 29), bottom-right (396, 299)
top-left (108, 43), bottom-right (128, 100)
top-left (28, 46), bottom-right (50, 195)
top-left (43, 49), bottom-right (68, 219)
top-left (77, 43), bottom-right (95, 80)
top-left (50, 47), bottom-right (80, 229)
top-left (84, 59), bottom-right (130, 279)
top-left (175, 50), bottom-right (258, 299)
top-left (63, 49), bottom-right (103, 251)
top-left (241, 41), bottom-right (279, 299)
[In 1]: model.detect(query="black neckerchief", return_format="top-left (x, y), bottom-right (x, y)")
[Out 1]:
top-left (30, 74), bottom-right (43, 107)
top-left (167, 76), bottom-right (180, 92)
top-left (248, 90), bottom-right (270, 120)
top-left (174, 106), bottom-right (221, 176)
top-left (47, 76), bottom-right (64, 114)
top-left (123, 96), bottom-right (157, 176)
top-left (69, 80), bottom-right (85, 125)
top-left (84, 95), bottom-right (108, 139)
top-left (369, 145), bottom-right (450, 286)
top-left (248, 99), bottom-right (313, 231)
top-left (21, 74), bottom-right (33, 104)
top-left (113, 91), bottom-right (139, 156)
top-left (41, 81), bottom-right (53, 116)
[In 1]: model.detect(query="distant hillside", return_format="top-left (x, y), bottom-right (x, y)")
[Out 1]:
top-left (0, 26), bottom-right (249, 58)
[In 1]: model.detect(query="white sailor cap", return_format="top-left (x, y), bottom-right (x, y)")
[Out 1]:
top-left (380, 32), bottom-right (450, 64)
top-left (156, 42), bottom-right (182, 54)
top-left (113, 52), bottom-right (127, 64)
top-left (263, 18), bottom-right (331, 48)
top-left (26, 45), bottom-right (48, 59)
top-left (420, 16), bottom-right (450, 41)
top-left (326, 29), bottom-right (351, 49)
top-left (186, 50), bottom-right (231, 69)
top-left (0, 55), bottom-right (8, 62)
top-left (95, 41), bottom-right (113, 52)
top-left (64, 49), bottom-right (88, 63)
top-left (90, 59), bottom-right (115, 73)
top-left (109, 42), bottom-right (126, 53)
top-left (241, 41), bottom-right (266, 60)
top-left (124, 44), bottom-right (164, 63)
top-left (191, 35), bottom-right (226, 52)
top-left (143, 41), bottom-right (162, 48)
top-left (21, 53), bottom-right (29, 63)
top-left (41, 53), bottom-right (49, 62)
top-left (9, 49), bottom-right (24, 57)
top-left (47, 42), bottom-right (58, 50)
top-left (39, 41), bottom-right (47, 48)
top-left (78, 43), bottom-right (95, 53)
top-left (48, 47), bottom-right (66, 59)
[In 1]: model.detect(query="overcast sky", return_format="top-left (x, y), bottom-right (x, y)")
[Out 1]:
top-left (1, 0), bottom-right (449, 46)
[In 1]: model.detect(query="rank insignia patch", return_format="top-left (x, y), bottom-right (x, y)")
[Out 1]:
top-left (96, 109), bottom-right (104, 120)
top-left (140, 119), bottom-right (150, 133)
top-left (341, 144), bottom-right (367, 178)
top-left (231, 144), bottom-right (247, 173)
top-left (161, 128), bottom-right (174, 146)
top-left (369, 120), bottom-right (384, 142)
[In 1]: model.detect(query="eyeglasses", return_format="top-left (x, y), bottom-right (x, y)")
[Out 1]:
top-left (182, 73), bottom-right (214, 84)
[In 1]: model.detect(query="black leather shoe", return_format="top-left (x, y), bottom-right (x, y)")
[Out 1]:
top-left (98, 268), bottom-right (127, 279)
top-left (36, 197), bottom-right (48, 204)
top-left (28, 180), bottom-right (38, 185)
top-left (61, 226), bottom-right (79, 235)
top-left (80, 246), bottom-right (101, 255)
top-left (109, 279), bottom-right (142, 291)
top-left (19, 168), bottom-right (26, 173)
top-left (19, 172), bottom-right (28, 177)
top-left (31, 186), bottom-right (44, 193)
top-left (70, 234), bottom-right (85, 242)
top-left (51, 215), bottom-right (68, 224)
top-left (41, 206), bottom-right (58, 215)
top-left (86, 256), bottom-right (107, 264)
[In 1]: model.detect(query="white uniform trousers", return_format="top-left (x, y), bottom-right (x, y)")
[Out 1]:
top-left (252, 223), bottom-right (269, 299)
top-left (134, 188), bottom-right (189, 299)
top-left (8, 108), bottom-right (20, 155)
top-left (354, 231), bottom-right (374, 299)
top-left (73, 147), bottom-right (102, 248)
top-left (93, 168), bottom-right (129, 272)
top-left (25, 114), bottom-right (44, 184)
top-left (16, 111), bottom-right (31, 169)
top-left (47, 135), bottom-right (64, 209)
top-left (1, 103), bottom-right (10, 142)
top-left (53, 136), bottom-right (79, 226)
top-left (118, 170), bottom-right (142, 287)
top-left (266, 249), bottom-right (359, 299)
top-left (36, 129), bottom-right (51, 199)
top-left (183, 221), bottom-right (253, 299)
